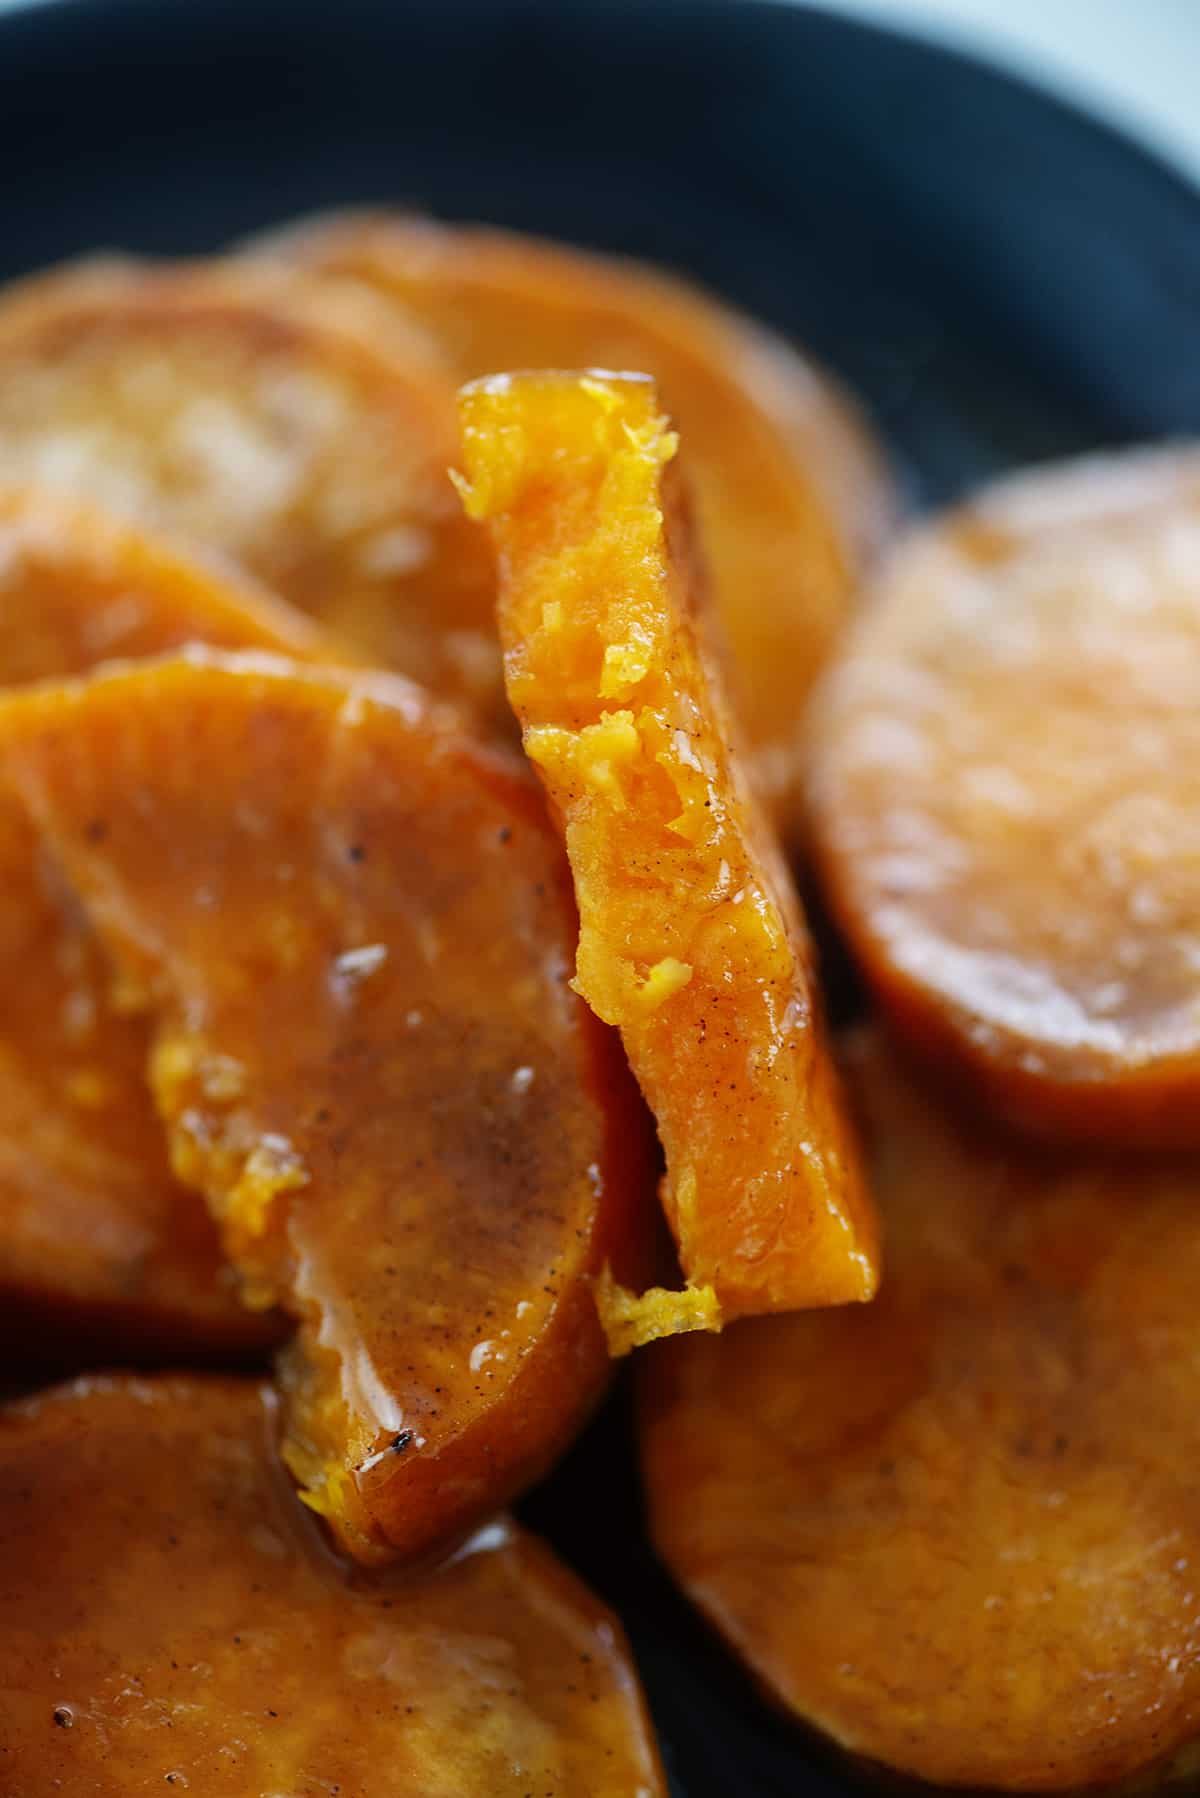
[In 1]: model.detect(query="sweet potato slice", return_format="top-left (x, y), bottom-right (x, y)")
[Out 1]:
top-left (0, 510), bottom-right (325, 1356)
top-left (0, 1374), bottom-right (667, 1797)
top-left (457, 373), bottom-right (877, 1344)
top-left (0, 791), bottom-right (278, 1360)
top-left (0, 652), bottom-right (653, 1561)
top-left (251, 210), bottom-right (896, 834)
top-left (0, 258), bottom-right (500, 722)
top-left (642, 1027), bottom-right (1200, 1793)
top-left (0, 480), bottom-right (326, 683)
top-left (809, 446), bottom-right (1200, 1147)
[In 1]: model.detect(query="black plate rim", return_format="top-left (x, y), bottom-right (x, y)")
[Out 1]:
top-left (2, 0), bottom-right (1198, 216)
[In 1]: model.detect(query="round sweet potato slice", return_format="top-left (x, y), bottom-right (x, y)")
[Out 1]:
top-left (0, 480), bottom-right (326, 684)
top-left (0, 258), bottom-right (500, 723)
top-left (0, 1374), bottom-right (667, 1797)
top-left (0, 506), bottom-right (326, 1356)
top-left (642, 1027), bottom-right (1200, 1793)
top-left (0, 652), bottom-right (653, 1562)
top-left (251, 210), bottom-right (896, 834)
top-left (809, 445), bottom-right (1200, 1147)
top-left (457, 372), bottom-right (878, 1347)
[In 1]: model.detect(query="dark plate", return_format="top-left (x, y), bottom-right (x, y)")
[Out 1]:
top-left (2, 0), bottom-right (1200, 1791)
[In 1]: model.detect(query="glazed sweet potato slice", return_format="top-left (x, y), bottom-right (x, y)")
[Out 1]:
top-left (0, 480), bottom-right (325, 683)
top-left (0, 514), bottom-right (325, 1356)
top-left (642, 1028), bottom-right (1200, 1793)
top-left (252, 210), bottom-right (896, 835)
top-left (0, 652), bottom-right (652, 1561)
top-left (458, 373), bottom-right (877, 1345)
top-left (0, 1374), bottom-right (667, 1797)
top-left (0, 258), bottom-right (500, 722)
top-left (0, 787), bottom-right (280, 1360)
top-left (809, 445), bottom-right (1200, 1147)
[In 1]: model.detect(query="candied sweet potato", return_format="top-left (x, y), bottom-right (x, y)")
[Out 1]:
top-left (252, 210), bottom-right (896, 834)
top-left (0, 480), bottom-right (326, 683)
top-left (0, 258), bottom-right (500, 723)
top-left (0, 514), bottom-right (326, 1356)
top-left (0, 652), bottom-right (653, 1560)
top-left (0, 789), bottom-right (279, 1360)
top-left (0, 1374), bottom-right (667, 1797)
top-left (642, 1028), bottom-right (1200, 1793)
top-left (809, 446), bottom-right (1200, 1147)
top-left (458, 373), bottom-right (877, 1345)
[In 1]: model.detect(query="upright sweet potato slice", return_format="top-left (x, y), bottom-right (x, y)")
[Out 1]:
top-left (0, 508), bottom-right (325, 1355)
top-left (809, 446), bottom-right (1200, 1147)
top-left (0, 258), bottom-right (500, 722)
top-left (0, 480), bottom-right (325, 684)
top-left (458, 373), bottom-right (877, 1345)
top-left (252, 211), bottom-right (896, 834)
top-left (0, 1374), bottom-right (667, 1797)
top-left (642, 1028), bottom-right (1200, 1793)
top-left (0, 652), bottom-right (653, 1561)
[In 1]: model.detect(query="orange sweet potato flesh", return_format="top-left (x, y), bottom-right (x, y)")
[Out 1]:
top-left (0, 258), bottom-right (500, 724)
top-left (0, 1374), bottom-right (667, 1796)
top-left (0, 652), bottom-right (654, 1561)
top-left (642, 1027), bottom-right (1200, 1793)
top-left (252, 210), bottom-right (896, 835)
top-left (457, 373), bottom-right (878, 1346)
top-left (0, 480), bottom-right (326, 683)
top-left (0, 501), bottom-right (326, 1356)
top-left (809, 446), bottom-right (1200, 1148)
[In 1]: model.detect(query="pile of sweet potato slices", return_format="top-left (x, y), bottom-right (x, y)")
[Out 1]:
top-left (3, 213), bottom-right (1197, 1796)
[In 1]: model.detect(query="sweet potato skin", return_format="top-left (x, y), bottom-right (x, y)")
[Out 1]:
top-left (0, 1374), bottom-right (667, 1796)
top-left (458, 372), bottom-right (877, 1338)
top-left (0, 499), bottom-right (326, 1357)
top-left (0, 651), bottom-right (654, 1562)
top-left (642, 1028), bottom-right (1200, 1792)
top-left (0, 258), bottom-right (500, 724)
top-left (809, 446), bottom-right (1200, 1147)
top-left (253, 210), bottom-right (897, 836)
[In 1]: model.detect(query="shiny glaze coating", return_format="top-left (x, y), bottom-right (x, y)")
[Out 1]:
top-left (809, 446), bottom-right (1200, 1145)
top-left (0, 785), bottom-right (279, 1359)
top-left (0, 258), bottom-right (499, 724)
top-left (643, 1029), bottom-right (1200, 1791)
top-left (0, 1375), bottom-right (667, 1796)
top-left (0, 652), bottom-right (654, 1560)
top-left (253, 210), bottom-right (896, 838)
top-left (458, 373), bottom-right (877, 1342)
top-left (0, 506), bottom-right (322, 1355)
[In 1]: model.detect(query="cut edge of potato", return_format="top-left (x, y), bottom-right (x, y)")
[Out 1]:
top-left (458, 368), bottom-right (879, 1339)
top-left (592, 1263), bottom-right (723, 1355)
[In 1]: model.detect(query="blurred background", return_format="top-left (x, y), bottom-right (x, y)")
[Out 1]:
top-left (1, 0), bottom-right (1198, 190)
top-left (1, 0), bottom-right (1196, 184)
top-left (814, 0), bottom-right (1199, 180)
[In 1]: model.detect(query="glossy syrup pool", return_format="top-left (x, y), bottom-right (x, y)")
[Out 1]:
top-left (3, 0), bottom-right (1200, 1790)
